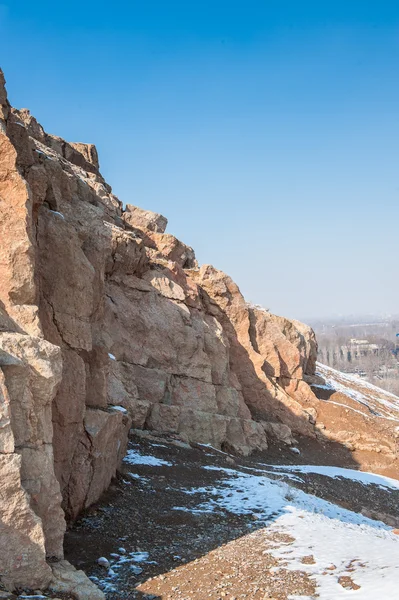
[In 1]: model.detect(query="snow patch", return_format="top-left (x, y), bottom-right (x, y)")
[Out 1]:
top-left (267, 464), bottom-right (399, 490)
top-left (124, 448), bottom-right (173, 467)
top-left (183, 467), bottom-right (399, 599)
top-left (49, 210), bottom-right (65, 219)
top-left (109, 405), bottom-right (128, 414)
top-left (316, 362), bottom-right (399, 422)
top-left (130, 551), bottom-right (150, 562)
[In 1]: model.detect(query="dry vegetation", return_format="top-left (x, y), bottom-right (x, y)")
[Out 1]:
top-left (313, 316), bottom-right (399, 395)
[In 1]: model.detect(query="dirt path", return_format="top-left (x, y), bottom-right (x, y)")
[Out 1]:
top-left (137, 528), bottom-right (314, 599)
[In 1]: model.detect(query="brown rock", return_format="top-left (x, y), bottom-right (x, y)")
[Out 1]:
top-left (262, 421), bottom-right (294, 445)
top-left (50, 560), bottom-right (105, 600)
top-left (2, 66), bottom-right (399, 594)
top-left (147, 403), bottom-right (181, 433)
top-left (128, 399), bottom-right (152, 429)
top-left (178, 409), bottom-right (229, 447)
top-left (82, 408), bottom-right (131, 509)
top-left (0, 369), bottom-right (14, 453)
top-left (123, 204), bottom-right (168, 233)
top-left (0, 453), bottom-right (52, 590)
top-left (0, 333), bottom-right (65, 558)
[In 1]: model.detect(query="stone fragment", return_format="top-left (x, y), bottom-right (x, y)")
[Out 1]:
top-left (97, 557), bottom-right (110, 568)
top-left (50, 560), bottom-right (105, 600)
top-left (262, 422), bottom-right (294, 445)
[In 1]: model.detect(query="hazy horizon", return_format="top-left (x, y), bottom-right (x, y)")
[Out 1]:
top-left (1, 1), bottom-right (398, 322)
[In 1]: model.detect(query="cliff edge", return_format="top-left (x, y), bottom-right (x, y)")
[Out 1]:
top-left (0, 69), bottom-right (398, 593)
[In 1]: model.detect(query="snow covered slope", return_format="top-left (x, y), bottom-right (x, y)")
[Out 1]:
top-left (316, 362), bottom-right (399, 422)
top-left (192, 464), bottom-right (399, 599)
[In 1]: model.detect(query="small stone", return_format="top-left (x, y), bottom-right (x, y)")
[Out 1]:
top-left (97, 556), bottom-right (110, 568)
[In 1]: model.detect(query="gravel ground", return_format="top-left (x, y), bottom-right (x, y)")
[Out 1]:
top-left (62, 432), bottom-right (399, 599)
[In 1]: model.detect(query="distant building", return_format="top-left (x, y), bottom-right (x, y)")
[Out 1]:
top-left (347, 339), bottom-right (380, 358)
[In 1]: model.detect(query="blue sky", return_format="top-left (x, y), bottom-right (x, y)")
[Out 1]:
top-left (1, 1), bottom-right (398, 321)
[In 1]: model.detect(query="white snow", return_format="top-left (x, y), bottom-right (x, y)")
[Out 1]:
top-left (149, 442), bottom-right (169, 448)
top-left (109, 405), bottom-right (128, 414)
top-left (183, 466), bottom-right (399, 599)
top-left (272, 507), bottom-right (399, 599)
top-left (130, 551), bottom-right (150, 562)
top-left (205, 463), bottom-right (306, 483)
top-left (316, 362), bottom-right (399, 422)
top-left (266, 464), bottom-right (399, 490)
top-left (127, 472), bottom-right (149, 482)
top-left (202, 465), bottom-right (238, 475)
top-left (198, 443), bottom-right (229, 455)
top-left (34, 148), bottom-right (54, 160)
top-left (49, 209), bottom-right (65, 219)
top-left (95, 548), bottom-right (152, 593)
top-left (123, 448), bottom-right (173, 467)
top-left (172, 505), bottom-right (213, 514)
top-left (321, 398), bottom-right (377, 419)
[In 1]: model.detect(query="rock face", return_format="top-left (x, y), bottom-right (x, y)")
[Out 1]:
top-left (1, 68), bottom-right (398, 592)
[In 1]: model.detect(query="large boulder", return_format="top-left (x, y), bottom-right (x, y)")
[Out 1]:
top-left (123, 203), bottom-right (168, 233)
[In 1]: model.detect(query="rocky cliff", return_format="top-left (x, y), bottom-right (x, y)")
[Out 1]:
top-left (0, 69), bottom-right (398, 594)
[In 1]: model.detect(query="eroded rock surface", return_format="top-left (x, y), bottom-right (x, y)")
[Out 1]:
top-left (1, 67), bottom-right (398, 593)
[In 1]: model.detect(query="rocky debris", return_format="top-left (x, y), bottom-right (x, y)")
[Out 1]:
top-left (262, 422), bottom-right (295, 446)
top-left (64, 435), bottom-right (399, 599)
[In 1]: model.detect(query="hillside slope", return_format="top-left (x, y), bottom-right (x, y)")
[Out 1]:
top-left (65, 434), bottom-right (399, 600)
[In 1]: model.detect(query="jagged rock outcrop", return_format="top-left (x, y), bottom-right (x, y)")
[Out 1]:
top-left (1, 68), bottom-right (398, 593)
